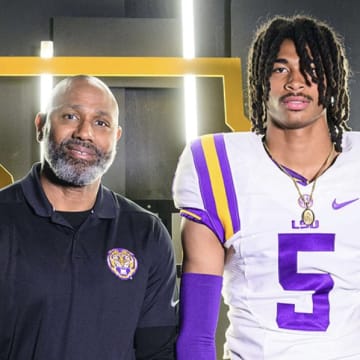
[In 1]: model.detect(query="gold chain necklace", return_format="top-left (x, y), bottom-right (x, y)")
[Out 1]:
top-left (263, 141), bottom-right (335, 225)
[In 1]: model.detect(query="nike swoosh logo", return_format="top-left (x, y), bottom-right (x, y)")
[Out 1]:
top-left (332, 198), bottom-right (359, 210)
top-left (171, 299), bottom-right (179, 308)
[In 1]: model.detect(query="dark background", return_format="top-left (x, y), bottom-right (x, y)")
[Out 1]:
top-left (0, 1), bottom-right (357, 357)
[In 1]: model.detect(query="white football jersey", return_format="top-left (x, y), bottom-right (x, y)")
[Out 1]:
top-left (173, 131), bottom-right (360, 359)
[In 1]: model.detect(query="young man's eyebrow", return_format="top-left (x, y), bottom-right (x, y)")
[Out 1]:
top-left (273, 58), bottom-right (288, 64)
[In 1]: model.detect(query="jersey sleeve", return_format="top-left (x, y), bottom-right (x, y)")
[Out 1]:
top-left (173, 134), bottom-right (240, 244)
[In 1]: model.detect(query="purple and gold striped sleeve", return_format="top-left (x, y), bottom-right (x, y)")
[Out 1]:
top-left (173, 133), bottom-right (240, 244)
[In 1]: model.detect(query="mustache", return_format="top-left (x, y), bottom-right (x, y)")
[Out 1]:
top-left (61, 138), bottom-right (103, 157)
top-left (279, 93), bottom-right (313, 102)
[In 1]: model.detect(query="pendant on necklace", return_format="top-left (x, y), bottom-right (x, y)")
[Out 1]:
top-left (298, 194), bottom-right (313, 208)
top-left (302, 208), bottom-right (315, 225)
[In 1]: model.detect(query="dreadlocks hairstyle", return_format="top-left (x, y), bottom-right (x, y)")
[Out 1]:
top-left (247, 15), bottom-right (350, 152)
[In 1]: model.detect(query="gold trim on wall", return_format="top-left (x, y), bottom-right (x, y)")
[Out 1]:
top-left (0, 163), bottom-right (14, 188)
top-left (0, 56), bottom-right (250, 131)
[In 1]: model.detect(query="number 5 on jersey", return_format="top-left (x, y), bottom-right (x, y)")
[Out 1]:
top-left (277, 233), bottom-right (335, 331)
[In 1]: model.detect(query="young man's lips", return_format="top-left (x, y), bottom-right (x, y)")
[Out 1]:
top-left (282, 96), bottom-right (310, 111)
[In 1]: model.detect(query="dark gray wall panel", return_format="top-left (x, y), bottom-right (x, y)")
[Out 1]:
top-left (0, 0), bottom-right (128, 56)
top-left (53, 17), bottom-right (181, 56)
top-left (124, 0), bottom-right (180, 17)
top-left (124, 88), bottom-right (184, 200)
top-left (194, 0), bottom-right (230, 57)
top-left (197, 78), bottom-right (229, 134)
top-left (0, 78), bottom-right (39, 179)
top-left (101, 87), bottom-right (127, 195)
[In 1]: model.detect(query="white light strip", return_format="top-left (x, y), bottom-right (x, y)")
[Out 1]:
top-left (40, 74), bottom-right (53, 113)
top-left (184, 75), bottom-right (198, 141)
top-left (181, 0), bottom-right (195, 59)
top-left (40, 41), bottom-right (54, 160)
top-left (40, 41), bottom-right (54, 113)
top-left (181, 0), bottom-right (198, 142)
top-left (40, 41), bottom-right (54, 59)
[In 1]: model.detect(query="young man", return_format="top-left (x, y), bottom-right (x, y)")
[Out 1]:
top-left (0, 75), bottom-right (177, 359)
top-left (173, 15), bottom-right (360, 359)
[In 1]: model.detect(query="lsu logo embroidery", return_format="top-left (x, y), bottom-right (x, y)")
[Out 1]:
top-left (107, 248), bottom-right (138, 280)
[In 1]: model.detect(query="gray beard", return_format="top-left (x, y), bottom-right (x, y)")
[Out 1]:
top-left (43, 136), bottom-right (116, 186)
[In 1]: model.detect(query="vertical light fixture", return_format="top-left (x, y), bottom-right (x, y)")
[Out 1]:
top-left (40, 41), bottom-right (54, 113)
top-left (39, 41), bottom-right (54, 160)
top-left (181, 0), bottom-right (198, 142)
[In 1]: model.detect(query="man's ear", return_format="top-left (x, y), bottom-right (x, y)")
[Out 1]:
top-left (35, 112), bottom-right (47, 142)
top-left (116, 126), bottom-right (122, 141)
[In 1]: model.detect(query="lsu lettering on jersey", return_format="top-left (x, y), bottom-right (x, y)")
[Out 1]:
top-left (172, 132), bottom-right (360, 360)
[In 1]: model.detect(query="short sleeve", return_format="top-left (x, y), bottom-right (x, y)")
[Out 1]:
top-left (172, 136), bottom-right (227, 243)
top-left (172, 141), bottom-right (205, 213)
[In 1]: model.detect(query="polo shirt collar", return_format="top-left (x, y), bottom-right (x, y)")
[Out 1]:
top-left (21, 163), bottom-right (118, 219)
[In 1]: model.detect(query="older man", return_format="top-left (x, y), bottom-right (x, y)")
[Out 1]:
top-left (0, 75), bottom-right (177, 359)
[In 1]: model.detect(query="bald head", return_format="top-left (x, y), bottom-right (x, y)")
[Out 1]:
top-left (46, 75), bottom-right (119, 121)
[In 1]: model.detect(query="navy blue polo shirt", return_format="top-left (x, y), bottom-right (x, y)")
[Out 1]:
top-left (0, 164), bottom-right (177, 359)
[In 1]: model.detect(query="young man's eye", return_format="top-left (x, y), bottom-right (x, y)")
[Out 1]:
top-left (272, 67), bottom-right (288, 73)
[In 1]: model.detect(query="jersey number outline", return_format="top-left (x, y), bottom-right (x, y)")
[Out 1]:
top-left (277, 233), bottom-right (335, 331)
